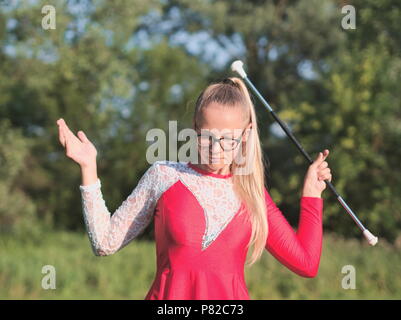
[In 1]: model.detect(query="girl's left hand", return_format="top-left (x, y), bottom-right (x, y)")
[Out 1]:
top-left (302, 149), bottom-right (332, 198)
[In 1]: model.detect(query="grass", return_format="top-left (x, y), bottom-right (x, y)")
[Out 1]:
top-left (0, 231), bottom-right (400, 299)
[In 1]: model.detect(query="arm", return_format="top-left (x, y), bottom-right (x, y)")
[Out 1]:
top-left (264, 187), bottom-right (324, 278)
top-left (79, 161), bottom-right (164, 256)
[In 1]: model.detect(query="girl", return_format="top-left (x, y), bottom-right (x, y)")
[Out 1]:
top-left (57, 77), bottom-right (332, 300)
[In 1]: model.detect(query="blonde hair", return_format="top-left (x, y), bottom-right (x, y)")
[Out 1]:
top-left (192, 77), bottom-right (268, 267)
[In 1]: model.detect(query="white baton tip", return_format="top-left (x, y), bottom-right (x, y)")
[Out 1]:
top-left (363, 229), bottom-right (378, 246)
top-left (230, 60), bottom-right (247, 78)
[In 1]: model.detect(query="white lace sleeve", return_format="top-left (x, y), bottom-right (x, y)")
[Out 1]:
top-left (79, 161), bottom-right (168, 256)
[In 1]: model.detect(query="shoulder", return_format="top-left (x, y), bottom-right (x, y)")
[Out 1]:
top-left (144, 160), bottom-right (189, 186)
top-left (147, 160), bottom-right (192, 195)
top-left (263, 186), bottom-right (278, 208)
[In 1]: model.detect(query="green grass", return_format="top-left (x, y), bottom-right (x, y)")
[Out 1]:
top-left (1, 231), bottom-right (400, 299)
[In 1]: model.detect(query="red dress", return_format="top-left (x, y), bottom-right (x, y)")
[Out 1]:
top-left (79, 160), bottom-right (323, 300)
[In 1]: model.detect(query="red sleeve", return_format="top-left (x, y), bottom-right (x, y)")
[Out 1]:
top-left (264, 187), bottom-right (323, 278)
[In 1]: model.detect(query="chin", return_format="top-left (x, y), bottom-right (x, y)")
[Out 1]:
top-left (199, 153), bottom-right (231, 168)
top-left (205, 163), bottom-right (223, 170)
top-left (206, 160), bottom-right (231, 170)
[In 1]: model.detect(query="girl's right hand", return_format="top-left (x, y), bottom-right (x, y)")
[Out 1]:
top-left (57, 118), bottom-right (98, 168)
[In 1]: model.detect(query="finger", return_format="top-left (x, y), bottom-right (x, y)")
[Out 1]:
top-left (313, 151), bottom-right (324, 166)
top-left (65, 131), bottom-right (72, 153)
top-left (318, 161), bottom-right (328, 170)
top-left (60, 119), bottom-right (75, 139)
top-left (318, 167), bottom-right (331, 175)
top-left (62, 125), bottom-right (75, 151)
top-left (58, 121), bottom-right (67, 142)
top-left (320, 175), bottom-right (331, 182)
top-left (319, 173), bottom-right (332, 181)
top-left (58, 125), bottom-right (66, 147)
top-left (314, 149), bottom-right (329, 166)
top-left (77, 130), bottom-right (89, 143)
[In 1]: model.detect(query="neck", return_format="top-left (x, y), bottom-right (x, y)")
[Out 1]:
top-left (198, 163), bottom-right (231, 175)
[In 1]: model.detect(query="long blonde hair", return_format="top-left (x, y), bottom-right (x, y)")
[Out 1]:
top-left (193, 77), bottom-right (268, 267)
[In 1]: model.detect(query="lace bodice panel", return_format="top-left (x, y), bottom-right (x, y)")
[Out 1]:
top-left (79, 160), bottom-right (242, 255)
top-left (178, 164), bottom-right (242, 250)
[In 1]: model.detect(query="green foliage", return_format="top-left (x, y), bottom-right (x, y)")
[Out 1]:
top-left (0, 119), bottom-right (44, 238)
top-left (266, 0), bottom-right (401, 241)
top-left (0, 0), bottom-right (207, 233)
top-left (0, 231), bottom-right (400, 299)
top-left (0, 0), bottom-right (399, 244)
top-left (318, 45), bottom-right (401, 241)
top-left (0, 0), bottom-right (400, 300)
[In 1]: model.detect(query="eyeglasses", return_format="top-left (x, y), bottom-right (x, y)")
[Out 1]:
top-left (196, 128), bottom-right (247, 151)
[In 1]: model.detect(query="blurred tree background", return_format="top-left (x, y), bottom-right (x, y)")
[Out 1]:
top-left (0, 0), bottom-right (400, 299)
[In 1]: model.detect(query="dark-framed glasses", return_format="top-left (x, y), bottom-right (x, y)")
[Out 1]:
top-left (196, 128), bottom-right (247, 151)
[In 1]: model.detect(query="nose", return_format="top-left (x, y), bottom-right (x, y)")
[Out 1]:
top-left (211, 139), bottom-right (223, 155)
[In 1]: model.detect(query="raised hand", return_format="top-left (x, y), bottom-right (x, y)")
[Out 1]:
top-left (302, 149), bottom-right (332, 198)
top-left (57, 118), bottom-right (97, 169)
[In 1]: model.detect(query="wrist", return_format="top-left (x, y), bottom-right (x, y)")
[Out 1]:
top-left (302, 189), bottom-right (321, 198)
top-left (80, 162), bottom-right (97, 171)
top-left (80, 163), bottom-right (98, 186)
top-left (302, 194), bottom-right (322, 198)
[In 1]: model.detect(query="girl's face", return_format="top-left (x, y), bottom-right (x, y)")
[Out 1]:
top-left (196, 102), bottom-right (251, 172)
